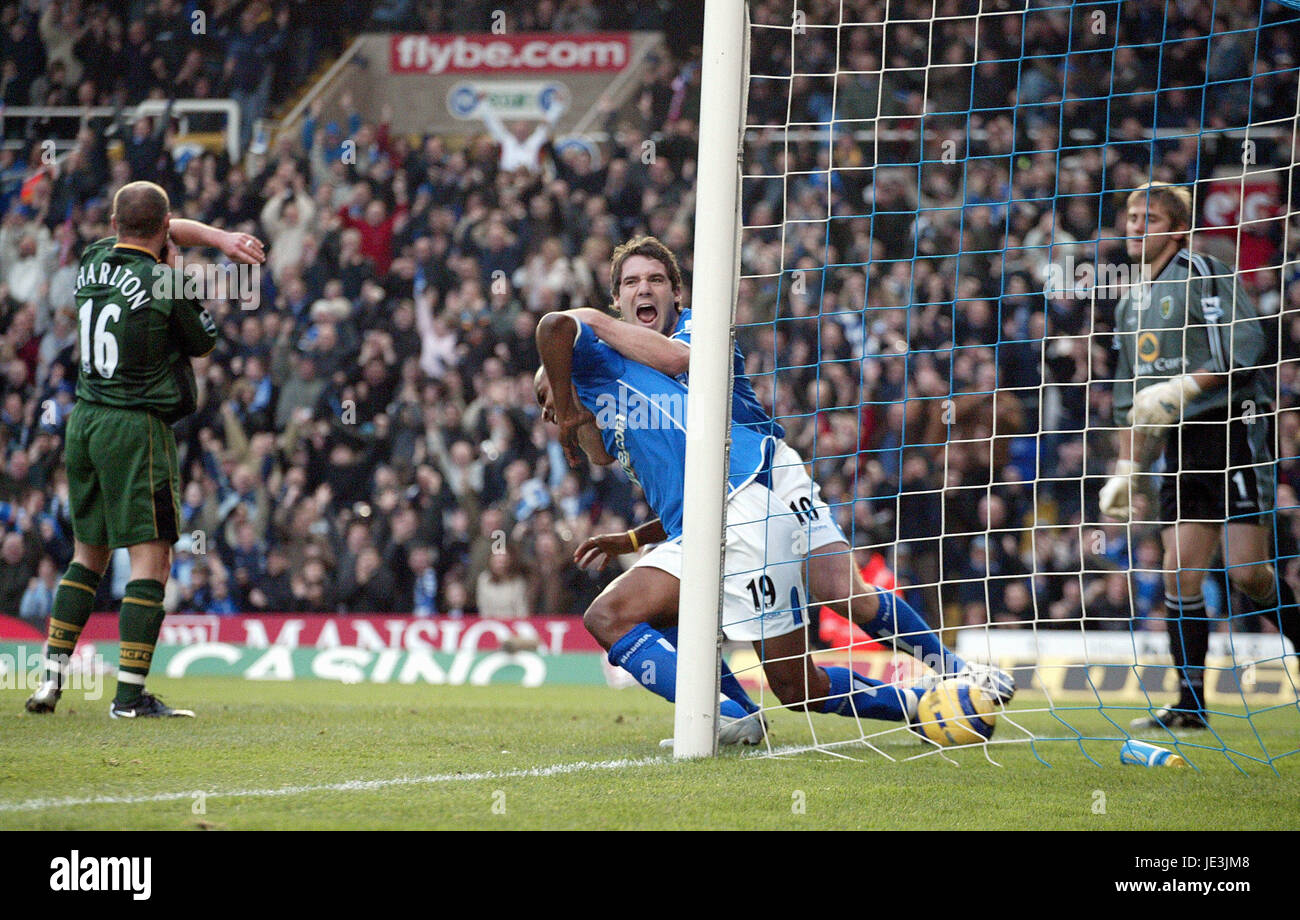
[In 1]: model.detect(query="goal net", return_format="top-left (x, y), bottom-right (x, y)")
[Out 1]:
top-left (695, 0), bottom-right (1300, 769)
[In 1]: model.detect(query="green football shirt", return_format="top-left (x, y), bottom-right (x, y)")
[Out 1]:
top-left (1112, 249), bottom-right (1272, 425)
top-left (73, 237), bottom-right (217, 423)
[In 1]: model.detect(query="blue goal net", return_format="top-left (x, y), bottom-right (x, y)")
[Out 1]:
top-left (724, 0), bottom-right (1300, 770)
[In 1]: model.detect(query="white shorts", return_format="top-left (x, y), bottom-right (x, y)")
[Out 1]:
top-left (769, 440), bottom-right (847, 552)
top-left (632, 480), bottom-right (808, 642)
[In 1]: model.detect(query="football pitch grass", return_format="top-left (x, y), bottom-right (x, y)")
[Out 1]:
top-left (2, 678), bottom-right (1297, 830)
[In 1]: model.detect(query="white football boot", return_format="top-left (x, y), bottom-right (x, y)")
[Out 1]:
top-left (958, 661), bottom-right (1016, 703)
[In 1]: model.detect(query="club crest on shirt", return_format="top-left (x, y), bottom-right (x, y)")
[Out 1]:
top-left (1159, 295), bottom-right (1173, 319)
top-left (1137, 331), bottom-right (1160, 363)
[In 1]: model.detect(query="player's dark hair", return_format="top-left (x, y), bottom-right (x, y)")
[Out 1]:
top-left (112, 181), bottom-right (170, 240)
top-left (609, 236), bottom-right (683, 308)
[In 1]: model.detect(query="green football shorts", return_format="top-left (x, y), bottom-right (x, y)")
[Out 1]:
top-left (65, 401), bottom-right (181, 548)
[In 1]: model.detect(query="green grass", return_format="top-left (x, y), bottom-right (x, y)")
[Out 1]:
top-left (1, 678), bottom-right (1297, 830)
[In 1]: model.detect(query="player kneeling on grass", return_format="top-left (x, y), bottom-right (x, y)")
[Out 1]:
top-left (25, 181), bottom-right (265, 719)
top-left (561, 236), bottom-right (1012, 704)
top-left (536, 311), bottom-right (967, 744)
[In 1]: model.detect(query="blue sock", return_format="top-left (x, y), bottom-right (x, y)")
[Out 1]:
top-left (867, 590), bottom-right (966, 676)
top-left (719, 672), bottom-right (759, 715)
top-left (608, 624), bottom-right (679, 704)
top-left (818, 666), bottom-right (920, 722)
top-left (662, 627), bottom-right (760, 715)
top-left (720, 699), bottom-right (750, 719)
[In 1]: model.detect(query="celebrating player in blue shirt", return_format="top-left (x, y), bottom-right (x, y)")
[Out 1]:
top-left (562, 237), bottom-right (1014, 711)
top-left (538, 289), bottom-right (929, 743)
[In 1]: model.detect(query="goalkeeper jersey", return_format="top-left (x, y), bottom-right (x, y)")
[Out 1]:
top-left (1111, 249), bottom-right (1272, 425)
top-left (73, 237), bottom-right (217, 423)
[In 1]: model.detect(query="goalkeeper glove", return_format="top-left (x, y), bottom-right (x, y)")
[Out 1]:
top-left (1131, 374), bottom-right (1203, 428)
top-left (1099, 459), bottom-right (1139, 521)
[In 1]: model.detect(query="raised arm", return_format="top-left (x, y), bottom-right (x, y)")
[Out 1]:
top-left (567, 307), bottom-right (690, 377)
top-left (259, 194), bottom-right (285, 238)
top-left (168, 218), bottom-right (266, 265)
top-left (477, 99), bottom-right (513, 148)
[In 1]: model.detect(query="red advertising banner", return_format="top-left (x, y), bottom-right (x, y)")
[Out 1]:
top-left (0, 616), bottom-right (45, 641)
top-left (390, 32), bottom-right (631, 75)
top-left (817, 553), bottom-right (899, 651)
top-left (1200, 173), bottom-right (1282, 278)
top-left (75, 614), bottom-right (602, 654)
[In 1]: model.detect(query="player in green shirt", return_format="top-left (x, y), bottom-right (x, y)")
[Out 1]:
top-left (1100, 181), bottom-right (1299, 731)
top-left (25, 180), bottom-right (265, 719)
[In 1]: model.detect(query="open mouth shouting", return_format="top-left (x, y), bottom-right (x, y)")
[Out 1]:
top-left (634, 300), bottom-right (659, 326)
top-left (616, 253), bottom-right (678, 334)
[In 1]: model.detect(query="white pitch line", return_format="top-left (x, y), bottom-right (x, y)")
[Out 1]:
top-left (0, 755), bottom-right (669, 814)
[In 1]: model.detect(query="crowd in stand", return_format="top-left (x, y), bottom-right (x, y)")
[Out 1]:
top-left (2, 0), bottom-right (1298, 638)
top-left (2, 0), bottom-right (352, 152)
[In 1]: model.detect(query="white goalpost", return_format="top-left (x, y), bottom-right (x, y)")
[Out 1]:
top-left (674, 0), bottom-right (749, 759)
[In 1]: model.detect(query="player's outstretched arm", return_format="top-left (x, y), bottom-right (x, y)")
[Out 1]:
top-left (168, 218), bottom-right (266, 265)
top-left (574, 519), bottom-right (668, 570)
top-left (567, 307), bottom-right (689, 377)
top-left (476, 95), bottom-right (512, 146)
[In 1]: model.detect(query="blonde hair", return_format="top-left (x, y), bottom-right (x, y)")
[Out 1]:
top-left (1126, 181), bottom-right (1193, 231)
top-left (112, 181), bottom-right (171, 239)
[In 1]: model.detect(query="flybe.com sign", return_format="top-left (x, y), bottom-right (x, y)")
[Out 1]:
top-left (391, 33), bottom-right (630, 75)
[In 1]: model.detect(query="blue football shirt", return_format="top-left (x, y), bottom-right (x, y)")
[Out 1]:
top-left (570, 320), bottom-right (773, 540)
top-left (670, 309), bottom-right (786, 440)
